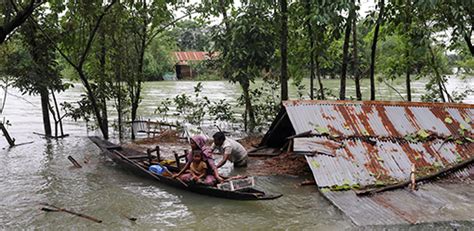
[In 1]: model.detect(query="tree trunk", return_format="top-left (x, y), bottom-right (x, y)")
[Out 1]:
top-left (50, 90), bottom-right (64, 136)
top-left (116, 59), bottom-right (123, 139)
top-left (405, 0), bottom-right (412, 101)
top-left (100, 97), bottom-right (109, 137)
top-left (131, 0), bottom-right (147, 140)
top-left (0, 81), bottom-right (8, 114)
top-left (279, 0), bottom-right (289, 101)
top-left (32, 0), bottom-right (116, 140)
top-left (369, 0), bottom-right (385, 101)
top-left (117, 83), bottom-right (123, 139)
top-left (340, 14), bottom-right (352, 100)
top-left (218, 0), bottom-right (231, 79)
top-left (427, 44), bottom-right (447, 102)
top-left (241, 79), bottom-right (255, 133)
top-left (463, 31), bottom-right (474, 57)
top-left (305, 0), bottom-right (315, 100)
top-left (40, 89), bottom-right (52, 136)
top-left (98, 30), bottom-right (109, 139)
top-left (352, 0), bottom-right (361, 101)
top-left (78, 70), bottom-right (108, 139)
top-left (316, 55), bottom-right (325, 99)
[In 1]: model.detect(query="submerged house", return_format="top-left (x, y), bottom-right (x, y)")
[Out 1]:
top-left (173, 51), bottom-right (217, 79)
top-left (260, 100), bottom-right (474, 226)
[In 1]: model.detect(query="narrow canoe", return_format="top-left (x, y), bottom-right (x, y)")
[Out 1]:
top-left (89, 136), bottom-right (282, 200)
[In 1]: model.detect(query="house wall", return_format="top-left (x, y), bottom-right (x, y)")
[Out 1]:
top-left (176, 65), bottom-right (194, 79)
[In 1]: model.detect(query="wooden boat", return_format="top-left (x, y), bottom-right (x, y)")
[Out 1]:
top-left (89, 137), bottom-right (282, 200)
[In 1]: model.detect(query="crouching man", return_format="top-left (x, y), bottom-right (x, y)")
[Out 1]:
top-left (211, 132), bottom-right (248, 168)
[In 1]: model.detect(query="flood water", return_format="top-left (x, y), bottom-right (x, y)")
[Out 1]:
top-left (0, 78), bottom-right (473, 230)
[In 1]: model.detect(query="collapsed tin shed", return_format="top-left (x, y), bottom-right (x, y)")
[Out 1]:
top-left (261, 100), bottom-right (474, 225)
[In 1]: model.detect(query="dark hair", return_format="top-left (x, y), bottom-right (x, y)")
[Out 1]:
top-left (213, 132), bottom-right (226, 141)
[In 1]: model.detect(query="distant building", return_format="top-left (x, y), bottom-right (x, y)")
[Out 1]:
top-left (173, 51), bottom-right (218, 79)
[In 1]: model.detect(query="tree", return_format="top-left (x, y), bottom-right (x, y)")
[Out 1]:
top-left (304, 0), bottom-right (315, 99)
top-left (352, 0), bottom-right (362, 100)
top-left (369, 0), bottom-right (385, 100)
top-left (225, 4), bottom-right (275, 132)
top-left (0, 11), bottom-right (68, 138)
top-left (198, 0), bottom-right (233, 79)
top-left (36, 0), bottom-right (118, 139)
top-left (279, 0), bottom-right (288, 101)
top-left (0, 0), bottom-right (43, 44)
top-left (19, 22), bottom-right (56, 136)
top-left (122, 0), bottom-right (174, 139)
top-left (432, 0), bottom-right (474, 57)
top-left (339, 2), bottom-right (354, 100)
top-left (169, 20), bottom-right (211, 51)
top-left (404, 0), bottom-right (412, 101)
top-left (288, 0), bottom-right (348, 100)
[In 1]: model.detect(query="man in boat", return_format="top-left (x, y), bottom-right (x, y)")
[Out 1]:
top-left (211, 132), bottom-right (248, 168)
top-left (173, 135), bottom-right (222, 184)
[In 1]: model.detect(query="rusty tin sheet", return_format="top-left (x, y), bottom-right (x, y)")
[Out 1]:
top-left (284, 100), bottom-right (473, 187)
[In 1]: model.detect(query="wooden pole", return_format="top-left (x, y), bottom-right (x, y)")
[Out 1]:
top-left (410, 164), bottom-right (416, 190)
top-left (40, 203), bottom-right (102, 223)
top-left (67, 156), bottom-right (82, 168)
top-left (0, 123), bottom-right (15, 146)
top-left (356, 156), bottom-right (474, 196)
top-left (147, 149), bottom-right (152, 164)
top-left (174, 152), bottom-right (180, 169)
top-left (155, 145), bottom-right (160, 161)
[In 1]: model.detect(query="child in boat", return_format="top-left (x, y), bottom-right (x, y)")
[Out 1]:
top-left (186, 152), bottom-right (208, 183)
top-left (173, 135), bottom-right (220, 185)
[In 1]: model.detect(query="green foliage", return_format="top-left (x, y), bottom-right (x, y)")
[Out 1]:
top-left (287, 0), bottom-right (351, 85)
top-left (226, 4), bottom-right (276, 82)
top-left (188, 58), bottom-right (222, 81)
top-left (144, 34), bottom-right (177, 81)
top-left (243, 78), bottom-right (281, 132)
top-left (167, 19), bottom-right (212, 51)
top-left (155, 82), bottom-right (235, 126)
top-left (224, 3), bottom-right (277, 132)
top-left (208, 99), bottom-right (236, 123)
top-left (0, 10), bottom-right (69, 98)
top-left (62, 96), bottom-right (94, 123)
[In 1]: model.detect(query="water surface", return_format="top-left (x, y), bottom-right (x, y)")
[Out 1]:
top-left (0, 78), bottom-right (472, 229)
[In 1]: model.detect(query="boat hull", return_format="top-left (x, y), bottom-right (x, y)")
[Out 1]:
top-left (89, 137), bottom-right (282, 200)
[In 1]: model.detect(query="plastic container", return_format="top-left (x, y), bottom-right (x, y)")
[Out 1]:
top-left (149, 165), bottom-right (166, 175)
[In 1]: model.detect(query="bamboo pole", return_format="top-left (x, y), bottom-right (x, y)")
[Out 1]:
top-left (40, 203), bottom-right (102, 223)
top-left (356, 156), bottom-right (474, 196)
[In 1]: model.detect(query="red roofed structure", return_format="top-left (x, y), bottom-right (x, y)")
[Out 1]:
top-left (173, 51), bottom-right (218, 79)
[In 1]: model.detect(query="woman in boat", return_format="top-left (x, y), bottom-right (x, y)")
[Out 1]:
top-left (173, 135), bottom-right (223, 185)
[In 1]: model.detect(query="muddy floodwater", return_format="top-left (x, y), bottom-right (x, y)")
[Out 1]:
top-left (1, 78), bottom-right (473, 229)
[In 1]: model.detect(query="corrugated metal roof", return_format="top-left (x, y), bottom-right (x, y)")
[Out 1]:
top-left (322, 178), bottom-right (474, 225)
top-left (283, 100), bottom-right (473, 138)
top-left (284, 100), bottom-right (474, 187)
top-left (271, 100), bottom-right (474, 225)
top-left (173, 51), bottom-right (217, 65)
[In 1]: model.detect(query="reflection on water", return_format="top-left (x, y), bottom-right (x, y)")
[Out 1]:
top-left (0, 78), bottom-right (472, 229)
